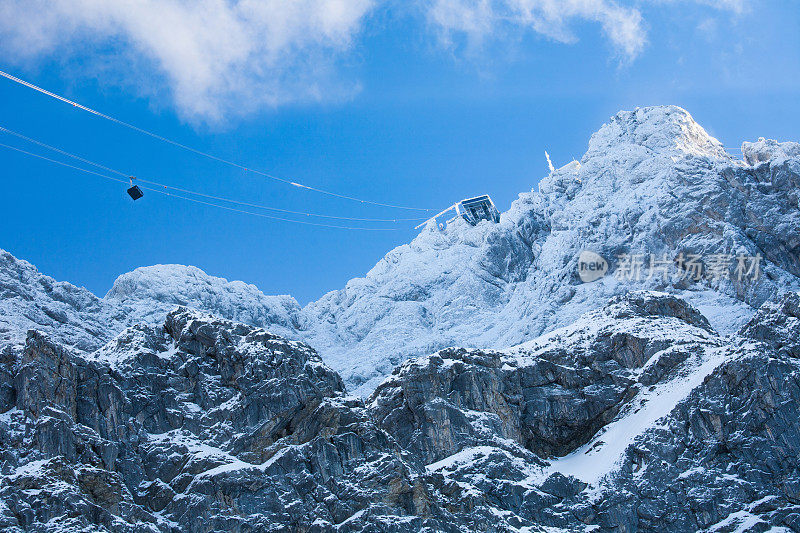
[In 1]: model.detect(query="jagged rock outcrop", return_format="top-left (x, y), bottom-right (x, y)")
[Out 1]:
top-left (371, 291), bottom-right (800, 532)
top-left (585, 301), bottom-right (800, 530)
top-left (2, 291), bottom-right (800, 531)
top-left (0, 310), bottom-right (438, 532)
top-left (370, 292), bottom-right (719, 462)
top-left (591, 350), bottom-right (800, 531)
top-left (739, 291), bottom-right (800, 358)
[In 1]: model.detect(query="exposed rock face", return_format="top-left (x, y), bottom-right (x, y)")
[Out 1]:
top-left (588, 297), bottom-right (800, 530)
top-left (0, 309), bottom-right (435, 532)
top-left (1, 291), bottom-right (800, 531)
top-left (370, 292), bottom-right (719, 462)
top-left (739, 291), bottom-right (800, 358)
top-left (593, 350), bottom-right (800, 531)
top-left (372, 292), bottom-right (800, 532)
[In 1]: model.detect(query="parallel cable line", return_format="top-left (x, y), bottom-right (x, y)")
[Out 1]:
top-left (0, 69), bottom-right (433, 212)
top-left (0, 142), bottom-right (128, 184)
top-left (0, 125), bottom-right (425, 223)
top-left (0, 142), bottom-right (401, 231)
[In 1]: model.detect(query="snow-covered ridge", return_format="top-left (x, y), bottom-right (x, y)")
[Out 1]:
top-left (0, 249), bottom-right (113, 352)
top-left (0, 252), bottom-right (303, 353)
top-left (106, 264), bottom-right (303, 336)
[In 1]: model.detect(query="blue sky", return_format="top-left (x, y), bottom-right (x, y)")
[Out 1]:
top-left (0, 0), bottom-right (798, 304)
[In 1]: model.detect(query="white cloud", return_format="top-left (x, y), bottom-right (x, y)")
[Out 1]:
top-left (424, 0), bottom-right (750, 61)
top-left (425, 0), bottom-right (647, 60)
top-left (0, 0), bottom-right (749, 122)
top-left (0, 0), bottom-right (375, 123)
top-left (659, 0), bottom-right (749, 15)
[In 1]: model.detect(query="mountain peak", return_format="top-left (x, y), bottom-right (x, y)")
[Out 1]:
top-left (106, 264), bottom-right (246, 301)
top-left (105, 264), bottom-right (303, 336)
top-left (587, 105), bottom-right (727, 159)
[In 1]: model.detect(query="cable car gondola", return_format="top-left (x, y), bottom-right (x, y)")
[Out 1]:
top-left (127, 176), bottom-right (143, 200)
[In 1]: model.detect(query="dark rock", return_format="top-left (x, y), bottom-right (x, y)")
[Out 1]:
top-left (739, 291), bottom-right (800, 358)
top-left (2, 293), bottom-right (800, 532)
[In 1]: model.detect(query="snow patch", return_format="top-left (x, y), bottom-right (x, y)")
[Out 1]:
top-left (541, 345), bottom-right (732, 486)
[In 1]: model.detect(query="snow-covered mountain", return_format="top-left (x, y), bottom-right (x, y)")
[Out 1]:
top-left (0, 253), bottom-right (302, 354)
top-left (305, 105), bottom-right (800, 393)
top-left (1, 104), bottom-right (800, 532)
top-left (2, 106), bottom-right (799, 397)
top-left (105, 264), bottom-right (303, 339)
top-left (0, 249), bottom-right (117, 353)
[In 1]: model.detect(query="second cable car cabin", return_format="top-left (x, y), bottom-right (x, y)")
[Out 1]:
top-left (415, 194), bottom-right (500, 229)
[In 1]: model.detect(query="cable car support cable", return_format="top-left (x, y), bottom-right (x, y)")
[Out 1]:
top-left (0, 125), bottom-right (426, 223)
top-left (0, 141), bottom-right (403, 231)
top-left (0, 68), bottom-right (434, 212)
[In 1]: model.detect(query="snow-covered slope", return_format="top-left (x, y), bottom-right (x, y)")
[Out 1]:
top-left (1, 105), bottom-right (799, 396)
top-left (0, 256), bottom-right (303, 354)
top-left (0, 250), bottom-right (120, 352)
top-left (305, 105), bottom-right (800, 394)
top-left (105, 264), bottom-right (303, 340)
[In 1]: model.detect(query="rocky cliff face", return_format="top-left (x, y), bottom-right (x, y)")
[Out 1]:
top-left (1, 292), bottom-right (799, 532)
top-left (1, 309), bottom-right (417, 532)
